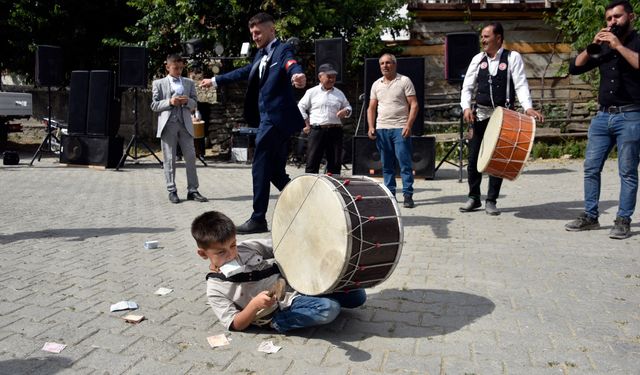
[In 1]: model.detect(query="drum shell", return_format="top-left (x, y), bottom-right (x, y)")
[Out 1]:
top-left (272, 175), bottom-right (403, 295)
top-left (478, 107), bottom-right (536, 181)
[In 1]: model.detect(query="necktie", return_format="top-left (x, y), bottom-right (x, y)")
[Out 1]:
top-left (258, 49), bottom-right (268, 79)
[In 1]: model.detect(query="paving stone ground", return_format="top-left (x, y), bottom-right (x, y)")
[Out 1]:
top-left (0, 151), bottom-right (638, 375)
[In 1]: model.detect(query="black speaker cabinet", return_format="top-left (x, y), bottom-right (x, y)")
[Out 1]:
top-left (364, 57), bottom-right (425, 135)
top-left (86, 70), bottom-right (121, 136)
top-left (35, 45), bottom-right (64, 87)
top-left (445, 32), bottom-right (479, 83)
top-left (315, 38), bottom-right (344, 83)
top-left (60, 134), bottom-right (123, 168)
top-left (119, 46), bottom-right (148, 88)
top-left (68, 71), bottom-right (90, 135)
top-left (352, 135), bottom-right (435, 179)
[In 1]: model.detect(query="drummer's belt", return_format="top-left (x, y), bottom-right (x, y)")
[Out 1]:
top-left (206, 264), bottom-right (280, 282)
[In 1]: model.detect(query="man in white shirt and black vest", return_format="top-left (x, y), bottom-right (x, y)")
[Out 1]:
top-left (459, 22), bottom-right (544, 215)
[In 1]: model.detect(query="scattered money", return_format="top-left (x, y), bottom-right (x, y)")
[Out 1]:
top-left (110, 301), bottom-right (138, 312)
top-left (257, 340), bottom-right (282, 354)
top-left (42, 342), bottom-right (66, 354)
top-left (122, 314), bottom-right (145, 324)
top-left (207, 334), bottom-right (230, 348)
top-left (154, 287), bottom-right (173, 296)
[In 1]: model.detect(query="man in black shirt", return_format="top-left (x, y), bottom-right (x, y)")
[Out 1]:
top-left (565, 0), bottom-right (640, 239)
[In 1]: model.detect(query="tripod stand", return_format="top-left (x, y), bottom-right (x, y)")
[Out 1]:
top-left (435, 81), bottom-right (467, 182)
top-left (116, 88), bottom-right (162, 170)
top-left (30, 86), bottom-right (60, 165)
top-left (434, 113), bottom-right (466, 182)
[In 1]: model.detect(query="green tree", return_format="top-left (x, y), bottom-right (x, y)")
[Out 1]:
top-left (121, 0), bottom-right (412, 79)
top-left (1, 0), bottom-right (140, 82)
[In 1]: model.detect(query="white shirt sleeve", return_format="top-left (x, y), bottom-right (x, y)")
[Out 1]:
top-left (460, 52), bottom-right (483, 111)
top-left (297, 89), bottom-right (312, 121)
top-left (338, 89), bottom-right (352, 117)
top-left (508, 51), bottom-right (533, 111)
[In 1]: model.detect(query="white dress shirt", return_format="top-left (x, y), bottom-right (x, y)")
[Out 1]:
top-left (460, 47), bottom-right (533, 121)
top-left (170, 75), bottom-right (184, 96)
top-left (298, 84), bottom-right (352, 125)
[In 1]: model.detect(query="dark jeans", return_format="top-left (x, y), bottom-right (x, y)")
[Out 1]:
top-left (305, 127), bottom-right (343, 174)
top-left (270, 289), bottom-right (366, 332)
top-left (467, 118), bottom-right (503, 202)
top-left (583, 110), bottom-right (640, 219)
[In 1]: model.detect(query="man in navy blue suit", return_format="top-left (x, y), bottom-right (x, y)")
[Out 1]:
top-left (201, 13), bottom-right (306, 234)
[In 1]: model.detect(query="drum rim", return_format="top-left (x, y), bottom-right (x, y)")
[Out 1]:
top-left (477, 107), bottom-right (503, 173)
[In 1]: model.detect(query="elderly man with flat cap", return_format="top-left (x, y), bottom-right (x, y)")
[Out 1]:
top-left (297, 63), bottom-right (352, 175)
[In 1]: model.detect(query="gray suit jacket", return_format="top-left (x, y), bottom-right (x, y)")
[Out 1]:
top-left (150, 75), bottom-right (198, 138)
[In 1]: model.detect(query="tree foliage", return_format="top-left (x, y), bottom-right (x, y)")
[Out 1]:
top-left (0, 0), bottom-right (140, 83)
top-left (1, 0), bottom-right (411, 83)
top-left (546, 0), bottom-right (640, 87)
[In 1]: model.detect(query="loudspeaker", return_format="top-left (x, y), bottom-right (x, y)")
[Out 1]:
top-left (364, 57), bottom-right (425, 135)
top-left (2, 151), bottom-right (20, 165)
top-left (352, 135), bottom-right (435, 179)
top-left (60, 134), bottom-right (123, 168)
top-left (68, 71), bottom-right (90, 135)
top-left (35, 45), bottom-right (64, 87)
top-left (86, 70), bottom-right (121, 136)
top-left (315, 38), bottom-right (344, 83)
top-left (118, 46), bottom-right (148, 88)
top-left (445, 32), bottom-right (479, 83)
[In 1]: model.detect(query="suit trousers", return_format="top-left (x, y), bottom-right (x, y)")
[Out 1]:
top-left (467, 118), bottom-right (503, 202)
top-left (161, 119), bottom-right (199, 193)
top-left (251, 124), bottom-right (291, 222)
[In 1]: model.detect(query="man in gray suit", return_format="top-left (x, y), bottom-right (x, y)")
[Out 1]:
top-left (151, 54), bottom-right (207, 204)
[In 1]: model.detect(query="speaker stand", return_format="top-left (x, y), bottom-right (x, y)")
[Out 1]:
top-left (351, 93), bottom-right (367, 167)
top-left (434, 106), bottom-right (466, 183)
top-left (116, 88), bottom-right (163, 170)
top-left (30, 86), bottom-right (60, 165)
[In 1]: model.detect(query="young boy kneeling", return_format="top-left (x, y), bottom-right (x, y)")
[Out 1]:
top-left (191, 211), bottom-right (366, 332)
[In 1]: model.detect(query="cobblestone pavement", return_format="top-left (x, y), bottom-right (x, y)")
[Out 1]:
top-left (0, 153), bottom-right (638, 375)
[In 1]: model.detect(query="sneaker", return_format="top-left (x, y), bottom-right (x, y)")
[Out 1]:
top-left (565, 213), bottom-right (600, 231)
top-left (253, 304), bottom-right (278, 327)
top-left (485, 200), bottom-right (500, 216)
top-left (459, 198), bottom-right (481, 212)
top-left (268, 278), bottom-right (287, 302)
top-left (403, 194), bottom-right (415, 208)
top-left (609, 216), bottom-right (631, 239)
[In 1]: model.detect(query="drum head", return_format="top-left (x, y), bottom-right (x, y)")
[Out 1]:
top-left (477, 107), bottom-right (503, 173)
top-left (272, 175), bottom-right (350, 295)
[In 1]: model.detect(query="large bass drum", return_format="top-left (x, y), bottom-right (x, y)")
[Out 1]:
top-left (478, 106), bottom-right (536, 181)
top-left (272, 175), bottom-right (403, 295)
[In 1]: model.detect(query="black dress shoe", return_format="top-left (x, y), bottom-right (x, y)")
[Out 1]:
top-left (169, 191), bottom-right (180, 204)
top-left (236, 219), bottom-right (269, 234)
top-left (187, 191), bottom-right (208, 202)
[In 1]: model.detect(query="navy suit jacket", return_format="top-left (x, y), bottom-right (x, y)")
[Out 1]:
top-left (215, 39), bottom-right (305, 136)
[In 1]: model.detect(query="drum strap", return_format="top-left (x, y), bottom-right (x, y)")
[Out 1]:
top-left (205, 264), bottom-right (281, 282)
top-left (505, 50), bottom-right (512, 109)
top-left (485, 50), bottom-right (512, 110)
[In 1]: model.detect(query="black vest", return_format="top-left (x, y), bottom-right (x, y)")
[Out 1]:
top-left (476, 50), bottom-right (516, 108)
